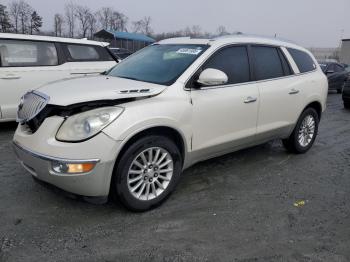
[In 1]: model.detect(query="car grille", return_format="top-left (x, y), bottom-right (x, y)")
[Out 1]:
top-left (17, 91), bottom-right (49, 124)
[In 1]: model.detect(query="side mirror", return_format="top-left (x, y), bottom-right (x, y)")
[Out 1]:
top-left (326, 70), bottom-right (334, 75)
top-left (197, 68), bottom-right (228, 87)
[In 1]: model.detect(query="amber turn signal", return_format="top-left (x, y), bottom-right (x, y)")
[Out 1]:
top-left (52, 162), bottom-right (96, 174)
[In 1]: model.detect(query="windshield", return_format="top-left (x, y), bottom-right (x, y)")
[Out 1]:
top-left (108, 44), bottom-right (208, 86)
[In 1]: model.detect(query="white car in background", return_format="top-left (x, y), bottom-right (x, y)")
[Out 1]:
top-left (0, 33), bottom-right (117, 122)
top-left (13, 35), bottom-right (328, 211)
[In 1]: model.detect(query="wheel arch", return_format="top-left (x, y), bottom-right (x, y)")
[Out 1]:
top-left (113, 126), bottom-right (188, 171)
top-left (304, 101), bottom-right (323, 120)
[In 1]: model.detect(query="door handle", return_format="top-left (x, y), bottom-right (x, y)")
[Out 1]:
top-left (289, 88), bottom-right (300, 95)
top-left (1, 75), bottom-right (21, 80)
top-left (244, 96), bottom-right (257, 104)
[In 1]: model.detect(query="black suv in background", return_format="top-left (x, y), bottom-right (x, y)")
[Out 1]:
top-left (319, 62), bottom-right (349, 93)
top-left (342, 78), bottom-right (350, 109)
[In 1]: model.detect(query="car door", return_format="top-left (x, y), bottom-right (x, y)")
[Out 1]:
top-left (325, 63), bottom-right (346, 90)
top-left (252, 45), bottom-right (304, 140)
top-left (189, 45), bottom-right (259, 160)
top-left (0, 39), bottom-right (65, 120)
top-left (334, 64), bottom-right (348, 90)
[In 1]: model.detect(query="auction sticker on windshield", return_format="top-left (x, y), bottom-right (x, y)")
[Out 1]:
top-left (176, 48), bottom-right (202, 55)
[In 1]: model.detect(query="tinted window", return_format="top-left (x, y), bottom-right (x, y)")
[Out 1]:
top-left (252, 46), bottom-right (284, 80)
top-left (334, 64), bottom-right (344, 72)
top-left (0, 39), bottom-right (58, 67)
top-left (287, 48), bottom-right (316, 73)
top-left (203, 46), bottom-right (250, 85)
top-left (98, 47), bottom-right (115, 61)
top-left (327, 64), bottom-right (334, 72)
top-left (67, 44), bottom-right (100, 61)
top-left (278, 49), bottom-right (293, 75)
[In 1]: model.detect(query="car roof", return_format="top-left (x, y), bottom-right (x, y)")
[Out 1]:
top-left (157, 34), bottom-right (306, 51)
top-left (0, 33), bottom-right (110, 47)
top-left (318, 61), bottom-right (342, 66)
top-left (109, 47), bottom-right (131, 52)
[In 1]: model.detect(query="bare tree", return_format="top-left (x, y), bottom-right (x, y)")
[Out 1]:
top-left (18, 1), bottom-right (33, 34)
top-left (9, 1), bottom-right (21, 33)
top-left (87, 12), bottom-right (97, 39)
top-left (54, 14), bottom-right (64, 37)
top-left (132, 16), bottom-right (152, 35)
top-left (191, 25), bottom-right (201, 37)
top-left (96, 7), bottom-right (113, 30)
top-left (216, 25), bottom-right (228, 36)
top-left (142, 16), bottom-right (152, 35)
top-left (75, 5), bottom-right (90, 38)
top-left (132, 20), bottom-right (142, 33)
top-left (65, 1), bottom-right (76, 37)
top-left (0, 4), bottom-right (12, 32)
top-left (109, 11), bottom-right (128, 31)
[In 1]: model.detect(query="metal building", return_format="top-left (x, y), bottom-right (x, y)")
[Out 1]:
top-left (94, 30), bottom-right (155, 52)
top-left (340, 39), bottom-right (350, 64)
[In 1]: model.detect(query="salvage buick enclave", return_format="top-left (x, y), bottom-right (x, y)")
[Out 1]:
top-left (13, 35), bottom-right (328, 211)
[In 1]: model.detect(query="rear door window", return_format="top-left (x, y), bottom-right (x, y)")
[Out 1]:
top-left (0, 39), bottom-right (58, 67)
top-left (251, 46), bottom-right (284, 81)
top-left (287, 48), bottom-right (316, 73)
top-left (203, 45), bottom-right (250, 85)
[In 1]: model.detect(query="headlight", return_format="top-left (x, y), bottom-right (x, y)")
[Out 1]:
top-left (56, 107), bottom-right (124, 142)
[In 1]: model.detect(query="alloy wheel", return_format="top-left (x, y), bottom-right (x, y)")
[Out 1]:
top-left (127, 147), bottom-right (174, 201)
top-left (297, 115), bottom-right (316, 147)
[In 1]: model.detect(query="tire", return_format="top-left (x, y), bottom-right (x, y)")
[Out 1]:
top-left (282, 107), bottom-right (319, 154)
top-left (337, 89), bottom-right (342, 94)
top-left (344, 102), bottom-right (350, 109)
top-left (111, 135), bottom-right (182, 211)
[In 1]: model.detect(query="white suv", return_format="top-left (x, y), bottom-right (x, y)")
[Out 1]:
top-left (13, 35), bottom-right (328, 211)
top-left (0, 33), bottom-right (117, 121)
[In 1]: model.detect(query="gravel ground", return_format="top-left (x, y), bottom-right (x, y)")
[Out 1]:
top-left (0, 93), bottom-right (349, 262)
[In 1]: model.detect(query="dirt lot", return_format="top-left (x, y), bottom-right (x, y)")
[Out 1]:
top-left (0, 93), bottom-right (349, 262)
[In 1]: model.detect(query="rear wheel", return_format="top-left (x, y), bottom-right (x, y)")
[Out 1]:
top-left (283, 108), bottom-right (319, 154)
top-left (111, 135), bottom-right (182, 211)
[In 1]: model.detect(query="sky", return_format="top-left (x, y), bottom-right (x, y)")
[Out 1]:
top-left (4, 0), bottom-right (350, 48)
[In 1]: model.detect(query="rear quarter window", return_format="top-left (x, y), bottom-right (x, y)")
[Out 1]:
top-left (66, 44), bottom-right (100, 61)
top-left (287, 48), bottom-right (316, 73)
top-left (64, 44), bottom-right (115, 62)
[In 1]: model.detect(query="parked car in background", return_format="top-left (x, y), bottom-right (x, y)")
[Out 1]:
top-left (318, 61), bottom-right (349, 93)
top-left (342, 78), bottom-right (350, 109)
top-left (0, 33), bottom-right (117, 122)
top-left (341, 63), bottom-right (350, 73)
top-left (109, 47), bottom-right (133, 61)
top-left (13, 35), bottom-right (328, 211)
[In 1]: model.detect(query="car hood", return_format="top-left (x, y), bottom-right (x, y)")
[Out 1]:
top-left (36, 75), bottom-right (167, 106)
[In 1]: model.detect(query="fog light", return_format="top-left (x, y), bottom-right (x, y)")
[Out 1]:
top-left (52, 162), bottom-right (96, 174)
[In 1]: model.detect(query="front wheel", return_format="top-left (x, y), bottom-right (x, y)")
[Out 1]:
top-left (111, 135), bottom-right (182, 211)
top-left (283, 108), bottom-right (319, 154)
